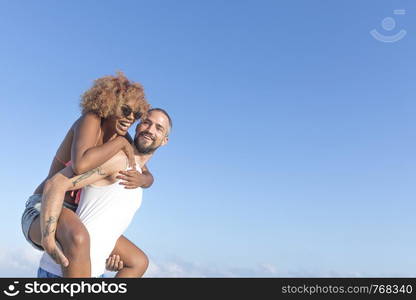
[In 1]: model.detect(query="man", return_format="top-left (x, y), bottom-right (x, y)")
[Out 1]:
top-left (38, 108), bottom-right (172, 277)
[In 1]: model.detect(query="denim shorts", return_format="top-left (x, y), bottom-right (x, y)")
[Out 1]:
top-left (37, 267), bottom-right (61, 278)
top-left (37, 268), bottom-right (105, 278)
top-left (21, 194), bottom-right (78, 251)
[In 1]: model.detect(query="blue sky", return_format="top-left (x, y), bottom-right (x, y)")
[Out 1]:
top-left (0, 0), bottom-right (415, 277)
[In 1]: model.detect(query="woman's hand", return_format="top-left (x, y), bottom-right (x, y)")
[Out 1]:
top-left (41, 238), bottom-right (69, 267)
top-left (116, 169), bottom-right (148, 189)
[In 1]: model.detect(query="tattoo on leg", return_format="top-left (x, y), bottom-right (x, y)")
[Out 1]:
top-left (43, 216), bottom-right (57, 238)
top-left (72, 167), bottom-right (106, 187)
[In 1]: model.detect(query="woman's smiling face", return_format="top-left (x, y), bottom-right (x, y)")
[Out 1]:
top-left (108, 98), bottom-right (141, 136)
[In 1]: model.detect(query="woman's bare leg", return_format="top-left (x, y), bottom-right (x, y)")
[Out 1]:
top-left (109, 235), bottom-right (149, 278)
top-left (28, 207), bottom-right (91, 277)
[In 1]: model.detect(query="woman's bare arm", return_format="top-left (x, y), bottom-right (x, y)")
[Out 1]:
top-left (70, 113), bottom-right (134, 174)
top-left (40, 152), bottom-right (128, 266)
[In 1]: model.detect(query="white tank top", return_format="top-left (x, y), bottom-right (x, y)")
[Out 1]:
top-left (39, 168), bottom-right (143, 277)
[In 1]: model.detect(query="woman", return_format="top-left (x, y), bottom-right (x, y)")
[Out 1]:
top-left (22, 72), bottom-right (151, 277)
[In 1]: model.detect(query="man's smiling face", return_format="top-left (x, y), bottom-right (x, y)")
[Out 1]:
top-left (134, 110), bottom-right (170, 154)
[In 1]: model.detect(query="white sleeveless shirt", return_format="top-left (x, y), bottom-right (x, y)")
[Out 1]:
top-left (39, 168), bottom-right (143, 277)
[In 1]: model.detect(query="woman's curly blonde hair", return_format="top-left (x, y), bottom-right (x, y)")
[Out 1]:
top-left (80, 72), bottom-right (149, 119)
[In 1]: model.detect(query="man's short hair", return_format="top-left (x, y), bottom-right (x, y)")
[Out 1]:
top-left (148, 108), bottom-right (172, 132)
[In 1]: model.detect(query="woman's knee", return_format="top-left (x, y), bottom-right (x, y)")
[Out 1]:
top-left (58, 225), bottom-right (90, 257)
top-left (129, 250), bottom-right (149, 273)
top-left (55, 208), bottom-right (90, 257)
top-left (69, 228), bottom-right (90, 249)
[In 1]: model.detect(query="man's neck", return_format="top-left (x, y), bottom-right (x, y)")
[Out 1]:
top-left (133, 146), bottom-right (153, 168)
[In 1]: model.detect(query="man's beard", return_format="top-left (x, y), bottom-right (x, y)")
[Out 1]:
top-left (134, 134), bottom-right (159, 154)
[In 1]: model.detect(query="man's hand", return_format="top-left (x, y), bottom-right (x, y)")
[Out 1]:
top-left (117, 170), bottom-right (147, 189)
top-left (106, 255), bottom-right (124, 272)
top-left (42, 239), bottom-right (69, 267)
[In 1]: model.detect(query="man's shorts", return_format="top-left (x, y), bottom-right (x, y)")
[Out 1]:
top-left (21, 194), bottom-right (78, 251)
top-left (37, 267), bottom-right (61, 278)
top-left (37, 267), bottom-right (105, 278)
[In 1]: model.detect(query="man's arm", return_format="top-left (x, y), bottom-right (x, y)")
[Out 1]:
top-left (141, 164), bottom-right (154, 188)
top-left (117, 163), bottom-right (154, 189)
top-left (40, 151), bottom-right (128, 266)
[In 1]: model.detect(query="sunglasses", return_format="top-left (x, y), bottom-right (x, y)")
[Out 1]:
top-left (121, 105), bottom-right (142, 120)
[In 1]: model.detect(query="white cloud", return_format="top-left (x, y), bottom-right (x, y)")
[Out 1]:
top-left (103, 256), bottom-right (281, 278)
top-left (0, 246), bottom-right (42, 277)
top-left (142, 256), bottom-right (280, 277)
top-left (2, 247), bottom-right (416, 278)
